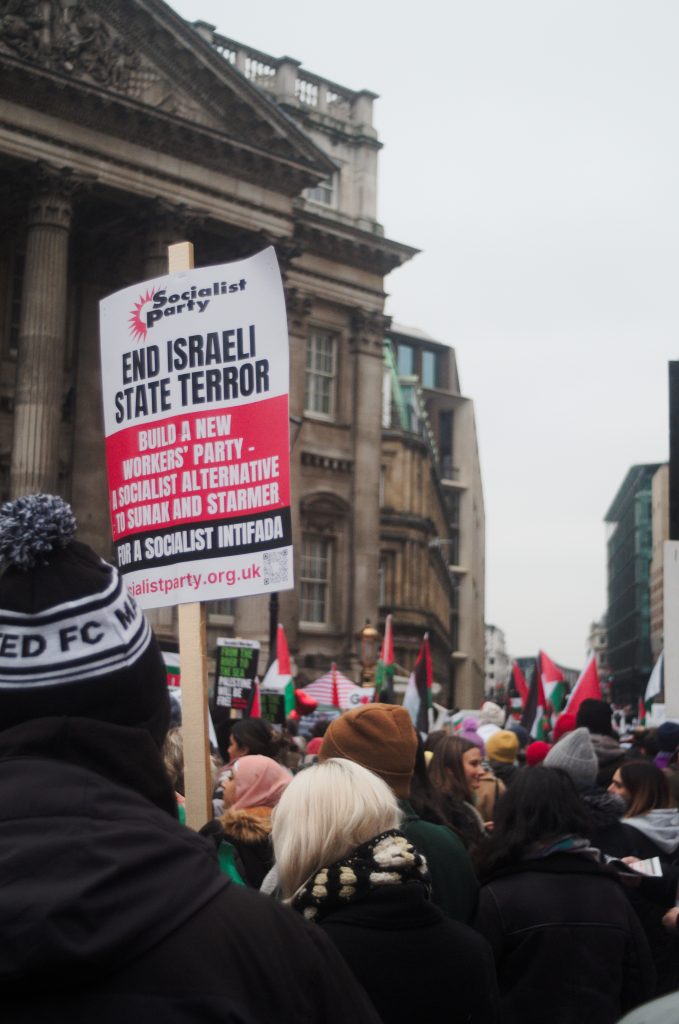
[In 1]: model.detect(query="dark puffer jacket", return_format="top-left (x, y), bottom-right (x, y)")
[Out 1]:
top-left (474, 852), bottom-right (656, 1024)
top-left (0, 716), bottom-right (381, 1024)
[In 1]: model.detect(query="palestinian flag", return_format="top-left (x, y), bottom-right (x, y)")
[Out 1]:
top-left (374, 614), bottom-right (395, 703)
top-left (564, 653), bottom-right (601, 718)
top-left (403, 633), bottom-right (433, 734)
top-left (511, 661), bottom-right (530, 711)
top-left (260, 623), bottom-right (295, 723)
top-left (520, 664), bottom-right (548, 739)
top-left (540, 650), bottom-right (566, 714)
top-left (644, 651), bottom-right (664, 721)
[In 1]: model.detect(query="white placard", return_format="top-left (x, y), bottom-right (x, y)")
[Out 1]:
top-left (99, 248), bottom-right (293, 608)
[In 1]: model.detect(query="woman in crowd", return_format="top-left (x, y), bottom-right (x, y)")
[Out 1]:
top-left (608, 760), bottom-right (679, 864)
top-left (272, 757), bottom-right (499, 1024)
top-left (428, 734), bottom-right (489, 848)
top-left (208, 753), bottom-right (291, 887)
top-left (214, 717), bottom-right (285, 815)
top-left (227, 717), bottom-right (281, 762)
top-left (474, 767), bottom-right (655, 1024)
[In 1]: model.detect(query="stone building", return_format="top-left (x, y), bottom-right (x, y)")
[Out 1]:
top-left (485, 624), bottom-right (510, 698)
top-left (586, 617), bottom-right (609, 694)
top-left (0, 2), bottom-right (484, 703)
top-left (383, 323), bottom-right (485, 707)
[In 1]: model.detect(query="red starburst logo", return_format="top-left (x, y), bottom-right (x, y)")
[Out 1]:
top-left (128, 288), bottom-right (156, 342)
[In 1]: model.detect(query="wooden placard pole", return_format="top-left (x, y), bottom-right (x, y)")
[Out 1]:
top-left (168, 241), bottom-right (212, 829)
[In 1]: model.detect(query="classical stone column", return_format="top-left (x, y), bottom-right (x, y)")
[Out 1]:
top-left (140, 201), bottom-right (195, 280)
top-left (10, 170), bottom-right (75, 497)
top-left (277, 286), bottom-right (313, 650)
top-left (349, 309), bottom-right (390, 636)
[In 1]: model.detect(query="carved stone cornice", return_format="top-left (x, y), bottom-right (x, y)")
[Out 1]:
top-left (0, 3), bottom-right (334, 194)
top-left (349, 308), bottom-right (391, 354)
top-left (28, 162), bottom-right (93, 228)
top-left (300, 487), bottom-right (351, 532)
top-left (301, 451), bottom-right (353, 474)
top-left (294, 210), bottom-right (419, 276)
top-left (284, 286), bottom-right (314, 331)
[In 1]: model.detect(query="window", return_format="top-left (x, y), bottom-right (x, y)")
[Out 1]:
top-left (305, 174), bottom-right (335, 206)
top-left (397, 343), bottom-right (414, 376)
top-left (300, 535), bottom-right (331, 624)
top-left (305, 332), bottom-right (336, 417)
top-left (421, 350), bottom-right (439, 388)
top-left (208, 598), bottom-right (235, 619)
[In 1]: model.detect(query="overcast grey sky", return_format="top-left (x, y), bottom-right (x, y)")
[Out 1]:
top-left (170, 0), bottom-right (679, 670)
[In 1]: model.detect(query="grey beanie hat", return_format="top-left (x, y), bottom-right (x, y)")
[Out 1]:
top-left (543, 727), bottom-right (598, 790)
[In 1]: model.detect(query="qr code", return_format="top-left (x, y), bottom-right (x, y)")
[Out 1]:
top-left (263, 549), bottom-right (289, 586)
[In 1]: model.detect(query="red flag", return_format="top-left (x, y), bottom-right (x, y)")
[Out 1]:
top-left (512, 661), bottom-right (529, 707)
top-left (249, 678), bottom-right (261, 718)
top-left (539, 650), bottom-right (564, 685)
top-left (565, 654), bottom-right (602, 718)
top-left (331, 662), bottom-right (341, 709)
top-left (276, 624), bottom-right (291, 676)
top-left (638, 696), bottom-right (646, 726)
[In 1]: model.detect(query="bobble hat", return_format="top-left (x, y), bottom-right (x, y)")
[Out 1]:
top-left (0, 494), bottom-right (169, 744)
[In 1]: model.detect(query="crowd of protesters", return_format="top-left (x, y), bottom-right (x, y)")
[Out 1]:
top-left (3, 495), bottom-right (679, 1022)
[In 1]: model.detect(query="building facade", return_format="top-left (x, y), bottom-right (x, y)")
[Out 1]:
top-left (485, 624), bottom-right (511, 699)
top-left (586, 617), bottom-right (609, 695)
top-left (650, 463), bottom-right (669, 661)
top-left (0, 2), bottom-right (483, 703)
top-left (605, 464), bottom-right (661, 705)
top-left (383, 324), bottom-right (485, 707)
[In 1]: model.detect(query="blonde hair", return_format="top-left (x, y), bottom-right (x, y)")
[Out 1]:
top-left (272, 758), bottom-right (402, 900)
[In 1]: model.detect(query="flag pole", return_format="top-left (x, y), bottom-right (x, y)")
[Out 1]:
top-left (168, 241), bottom-right (212, 830)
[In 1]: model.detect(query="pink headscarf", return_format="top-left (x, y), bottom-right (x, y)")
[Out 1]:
top-left (232, 754), bottom-right (291, 811)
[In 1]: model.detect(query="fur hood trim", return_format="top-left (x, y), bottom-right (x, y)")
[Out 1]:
top-left (219, 806), bottom-right (272, 843)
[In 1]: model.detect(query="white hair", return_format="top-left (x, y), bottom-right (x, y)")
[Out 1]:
top-left (272, 758), bottom-right (402, 900)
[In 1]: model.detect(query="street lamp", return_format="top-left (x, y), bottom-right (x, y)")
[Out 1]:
top-left (358, 620), bottom-right (380, 686)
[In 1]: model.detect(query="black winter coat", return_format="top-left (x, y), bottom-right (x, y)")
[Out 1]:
top-left (320, 880), bottom-right (499, 1024)
top-left (0, 716), bottom-right (381, 1024)
top-left (474, 852), bottom-right (656, 1024)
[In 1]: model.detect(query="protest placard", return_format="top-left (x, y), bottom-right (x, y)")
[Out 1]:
top-left (212, 638), bottom-right (260, 715)
top-left (99, 247), bottom-right (293, 608)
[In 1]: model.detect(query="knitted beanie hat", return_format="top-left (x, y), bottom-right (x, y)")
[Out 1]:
top-left (508, 722), bottom-right (530, 749)
top-left (543, 727), bottom-right (598, 789)
top-left (576, 698), bottom-right (614, 737)
top-left (486, 729), bottom-right (519, 764)
top-left (553, 711), bottom-right (577, 742)
top-left (319, 703), bottom-right (417, 797)
top-left (479, 701), bottom-right (505, 728)
top-left (0, 494), bottom-right (169, 744)
top-left (525, 740), bottom-right (552, 766)
top-left (657, 721), bottom-right (679, 753)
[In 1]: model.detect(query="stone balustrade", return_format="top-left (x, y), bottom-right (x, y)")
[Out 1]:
top-left (192, 21), bottom-right (376, 131)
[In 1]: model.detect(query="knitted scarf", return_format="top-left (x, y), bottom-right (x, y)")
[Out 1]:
top-left (292, 829), bottom-right (431, 922)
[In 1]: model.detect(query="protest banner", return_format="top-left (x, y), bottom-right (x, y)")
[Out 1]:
top-left (212, 638), bottom-right (260, 716)
top-left (99, 246), bottom-right (293, 609)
